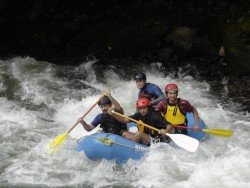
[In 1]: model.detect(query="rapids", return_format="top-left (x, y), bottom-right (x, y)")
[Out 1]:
top-left (0, 57), bottom-right (249, 187)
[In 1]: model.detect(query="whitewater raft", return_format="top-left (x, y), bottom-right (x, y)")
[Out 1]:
top-left (75, 113), bottom-right (209, 163)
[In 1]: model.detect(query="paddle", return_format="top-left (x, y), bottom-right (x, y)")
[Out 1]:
top-left (174, 125), bottom-right (233, 137)
top-left (49, 95), bottom-right (104, 151)
top-left (111, 111), bottom-right (199, 152)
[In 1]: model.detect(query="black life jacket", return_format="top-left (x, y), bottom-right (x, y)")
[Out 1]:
top-left (100, 114), bottom-right (127, 135)
top-left (137, 108), bottom-right (166, 137)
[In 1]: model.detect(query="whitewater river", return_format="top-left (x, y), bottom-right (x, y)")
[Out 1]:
top-left (0, 57), bottom-right (249, 188)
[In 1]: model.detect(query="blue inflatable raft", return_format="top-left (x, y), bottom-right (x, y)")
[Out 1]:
top-left (76, 132), bottom-right (148, 163)
top-left (76, 113), bottom-right (209, 163)
top-left (186, 112), bottom-right (210, 141)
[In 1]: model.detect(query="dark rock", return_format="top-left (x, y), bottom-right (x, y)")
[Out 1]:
top-left (0, 0), bottom-right (249, 75)
top-left (158, 48), bottom-right (173, 61)
top-left (27, 1), bottom-right (45, 23)
top-left (167, 27), bottom-right (195, 51)
top-left (0, 0), bottom-right (8, 11)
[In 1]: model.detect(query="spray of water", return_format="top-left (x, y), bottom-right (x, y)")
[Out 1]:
top-left (0, 57), bottom-right (249, 187)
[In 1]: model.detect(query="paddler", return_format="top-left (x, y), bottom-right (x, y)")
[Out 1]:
top-left (134, 72), bottom-right (166, 107)
top-left (109, 97), bottom-right (172, 146)
top-left (77, 89), bottom-right (127, 136)
top-left (156, 83), bottom-right (200, 135)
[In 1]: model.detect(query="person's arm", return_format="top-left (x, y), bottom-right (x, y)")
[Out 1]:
top-left (165, 124), bottom-right (175, 133)
top-left (151, 94), bottom-right (166, 106)
top-left (192, 107), bottom-right (200, 131)
top-left (159, 124), bottom-right (175, 134)
top-left (108, 108), bottom-right (138, 124)
top-left (148, 84), bottom-right (166, 105)
top-left (112, 113), bottom-right (130, 124)
top-left (104, 89), bottom-right (123, 113)
top-left (77, 113), bottom-right (102, 132)
top-left (77, 117), bottom-right (95, 132)
top-left (150, 110), bottom-right (174, 134)
top-left (155, 100), bottom-right (167, 112)
top-left (182, 99), bottom-right (200, 131)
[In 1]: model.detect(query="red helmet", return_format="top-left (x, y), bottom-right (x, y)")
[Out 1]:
top-left (136, 98), bottom-right (151, 108)
top-left (165, 83), bottom-right (179, 93)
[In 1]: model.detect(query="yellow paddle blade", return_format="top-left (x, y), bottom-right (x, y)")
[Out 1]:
top-left (202, 129), bottom-right (233, 137)
top-left (50, 132), bottom-right (68, 150)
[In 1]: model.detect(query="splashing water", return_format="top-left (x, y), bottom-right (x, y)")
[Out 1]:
top-left (0, 57), bottom-right (249, 187)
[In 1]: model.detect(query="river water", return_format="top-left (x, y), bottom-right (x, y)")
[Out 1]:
top-left (0, 57), bottom-right (249, 188)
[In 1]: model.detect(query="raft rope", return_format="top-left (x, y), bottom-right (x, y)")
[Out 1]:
top-left (86, 134), bottom-right (149, 152)
top-left (98, 137), bottom-right (115, 146)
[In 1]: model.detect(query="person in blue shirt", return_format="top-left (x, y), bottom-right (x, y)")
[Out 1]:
top-left (77, 90), bottom-right (127, 135)
top-left (134, 72), bottom-right (166, 107)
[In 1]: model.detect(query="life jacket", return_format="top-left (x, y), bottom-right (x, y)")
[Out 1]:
top-left (163, 98), bottom-right (187, 134)
top-left (138, 83), bottom-right (158, 101)
top-left (100, 114), bottom-right (127, 135)
top-left (136, 109), bottom-right (166, 137)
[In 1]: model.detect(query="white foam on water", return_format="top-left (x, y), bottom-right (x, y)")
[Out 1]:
top-left (0, 58), bottom-right (250, 187)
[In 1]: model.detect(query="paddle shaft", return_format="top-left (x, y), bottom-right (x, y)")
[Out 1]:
top-left (174, 125), bottom-right (201, 131)
top-left (112, 111), bottom-right (199, 152)
top-left (113, 111), bottom-right (162, 133)
top-left (174, 125), bottom-right (233, 137)
top-left (67, 95), bottom-right (104, 134)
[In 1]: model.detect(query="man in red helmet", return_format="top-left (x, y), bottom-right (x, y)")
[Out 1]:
top-left (77, 89), bottom-right (127, 135)
top-left (109, 97), bottom-right (171, 146)
top-left (134, 72), bottom-right (166, 106)
top-left (156, 83), bottom-right (200, 135)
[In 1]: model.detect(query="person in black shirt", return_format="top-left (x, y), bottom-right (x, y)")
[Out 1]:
top-left (109, 97), bottom-right (171, 146)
